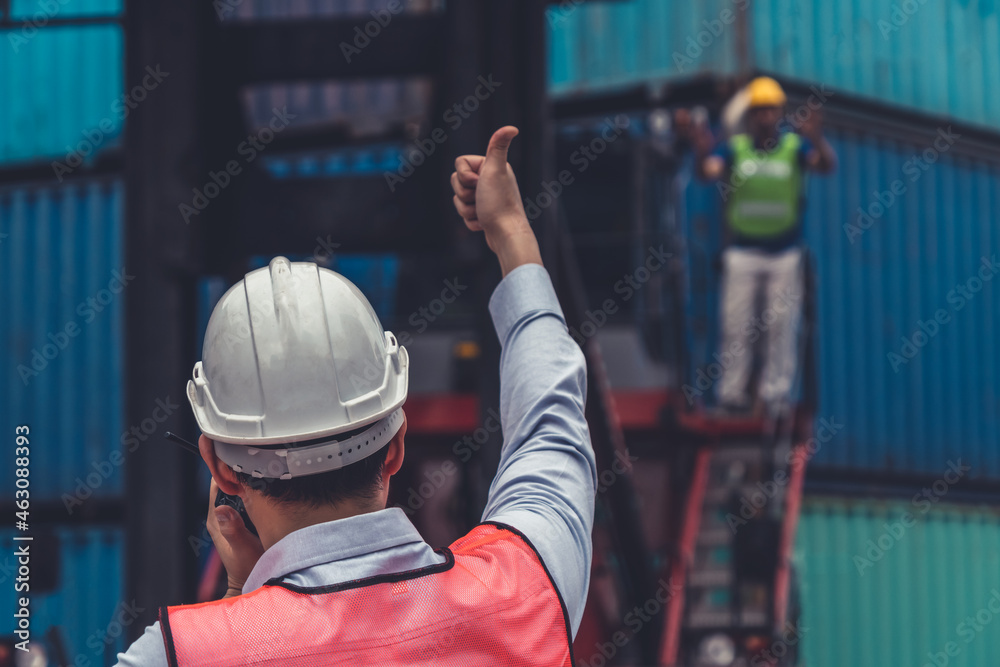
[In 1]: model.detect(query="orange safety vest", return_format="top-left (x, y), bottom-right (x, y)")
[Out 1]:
top-left (159, 522), bottom-right (575, 666)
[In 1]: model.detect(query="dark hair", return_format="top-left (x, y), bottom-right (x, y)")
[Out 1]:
top-left (231, 423), bottom-right (394, 508)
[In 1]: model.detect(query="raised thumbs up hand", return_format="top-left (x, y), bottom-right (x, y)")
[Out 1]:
top-left (451, 126), bottom-right (542, 276)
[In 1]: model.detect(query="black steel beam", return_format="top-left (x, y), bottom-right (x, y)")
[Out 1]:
top-left (0, 150), bottom-right (122, 187)
top-left (550, 72), bottom-right (1000, 166)
top-left (262, 124), bottom-right (409, 154)
top-left (232, 174), bottom-right (445, 257)
top-left (221, 15), bottom-right (446, 84)
top-left (0, 499), bottom-right (125, 525)
top-left (0, 14), bottom-right (121, 28)
top-left (123, 0), bottom-right (208, 635)
top-left (805, 467), bottom-right (1000, 504)
top-left (554, 211), bottom-right (659, 663)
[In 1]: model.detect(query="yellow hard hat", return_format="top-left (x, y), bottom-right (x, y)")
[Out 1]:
top-left (746, 76), bottom-right (786, 108)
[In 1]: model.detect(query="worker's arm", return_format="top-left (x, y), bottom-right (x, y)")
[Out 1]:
top-left (675, 108), bottom-right (726, 181)
top-left (452, 127), bottom-right (597, 636)
top-left (800, 109), bottom-right (837, 173)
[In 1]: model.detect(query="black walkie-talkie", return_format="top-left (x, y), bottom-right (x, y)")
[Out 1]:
top-left (164, 431), bottom-right (259, 537)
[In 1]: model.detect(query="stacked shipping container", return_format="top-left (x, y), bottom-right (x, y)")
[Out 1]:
top-left (2, 0), bottom-right (998, 663)
top-left (0, 179), bottom-right (126, 659)
top-left (549, 2), bottom-right (1000, 665)
top-left (796, 498), bottom-right (1000, 667)
top-left (549, 0), bottom-right (1000, 131)
top-left (0, 3), bottom-right (126, 661)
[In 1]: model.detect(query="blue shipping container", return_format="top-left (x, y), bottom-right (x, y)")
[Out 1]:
top-left (548, 0), bottom-right (1000, 131)
top-left (681, 125), bottom-right (1000, 478)
top-left (549, 0), bottom-right (740, 97)
top-left (0, 24), bottom-right (123, 165)
top-left (753, 0), bottom-right (1000, 131)
top-left (0, 526), bottom-right (126, 664)
top-left (0, 179), bottom-right (125, 502)
top-left (10, 0), bottom-right (121, 17)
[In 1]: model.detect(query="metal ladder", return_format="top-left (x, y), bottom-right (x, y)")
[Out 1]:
top-left (659, 249), bottom-right (817, 666)
top-left (661, 416), bottom-right (801, 667)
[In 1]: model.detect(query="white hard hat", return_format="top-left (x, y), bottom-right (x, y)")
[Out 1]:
top-left (187, 257), bottom-right (408, 478)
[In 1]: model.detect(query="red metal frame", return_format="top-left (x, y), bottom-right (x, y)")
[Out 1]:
top-left (675, 409), bottom-right (770, 438)
top-left (658, 444), bottom-right (713, 666)
top-left (404, 389), bottom-right (673, 435)
top-left (402, 394), bottom-right (481, 434)
top-left (773, 420), bottom-right (812, 629)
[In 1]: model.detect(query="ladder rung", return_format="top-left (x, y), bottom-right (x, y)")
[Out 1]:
top-left (687, 567), bottom-right (733, 587)
top-left (696, 528), bottom-right (732, 546)
top-left (685, 609), bottom-right (733, 629)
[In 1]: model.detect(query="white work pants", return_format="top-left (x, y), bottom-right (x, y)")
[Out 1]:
top-left (716, 245), bottom-right (803, 407)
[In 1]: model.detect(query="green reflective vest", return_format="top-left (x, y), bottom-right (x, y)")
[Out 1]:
top-left (725, 132), bottom-right (804, 239)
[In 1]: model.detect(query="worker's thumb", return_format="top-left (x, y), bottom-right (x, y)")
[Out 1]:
top-left (484, 126), bottom-right (519, 171)
top-left (215, 505), bottom-right (255, 545)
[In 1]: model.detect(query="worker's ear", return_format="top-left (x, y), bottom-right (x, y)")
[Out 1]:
top-left (383, 411), bottom-right (407, 479)
top-left (199, 435), bottom-right (244, 497)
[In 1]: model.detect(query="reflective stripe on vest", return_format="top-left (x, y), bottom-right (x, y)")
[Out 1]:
top-left (726, 132), bottom-right (803, 239)
top-left (159, 523), bottom-right (574, 667)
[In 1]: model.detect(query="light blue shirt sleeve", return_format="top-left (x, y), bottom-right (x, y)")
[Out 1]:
top-left (114, 621), bottom-right (168, 667)
top-left (481, 263), bottom-right (597, 636)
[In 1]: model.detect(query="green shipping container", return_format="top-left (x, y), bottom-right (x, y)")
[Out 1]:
top-left (795, 497), bottom-right (1000, 667)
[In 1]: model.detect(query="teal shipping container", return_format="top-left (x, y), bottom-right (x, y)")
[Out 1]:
top-left (549, 0), bottom-right (1000, 131)
top-left (0, 179), bottom-right (125, 502)
top-left (795, 497), bottom-right (1000, 667)
top-left (0, 19), bottom-right (122, 166)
